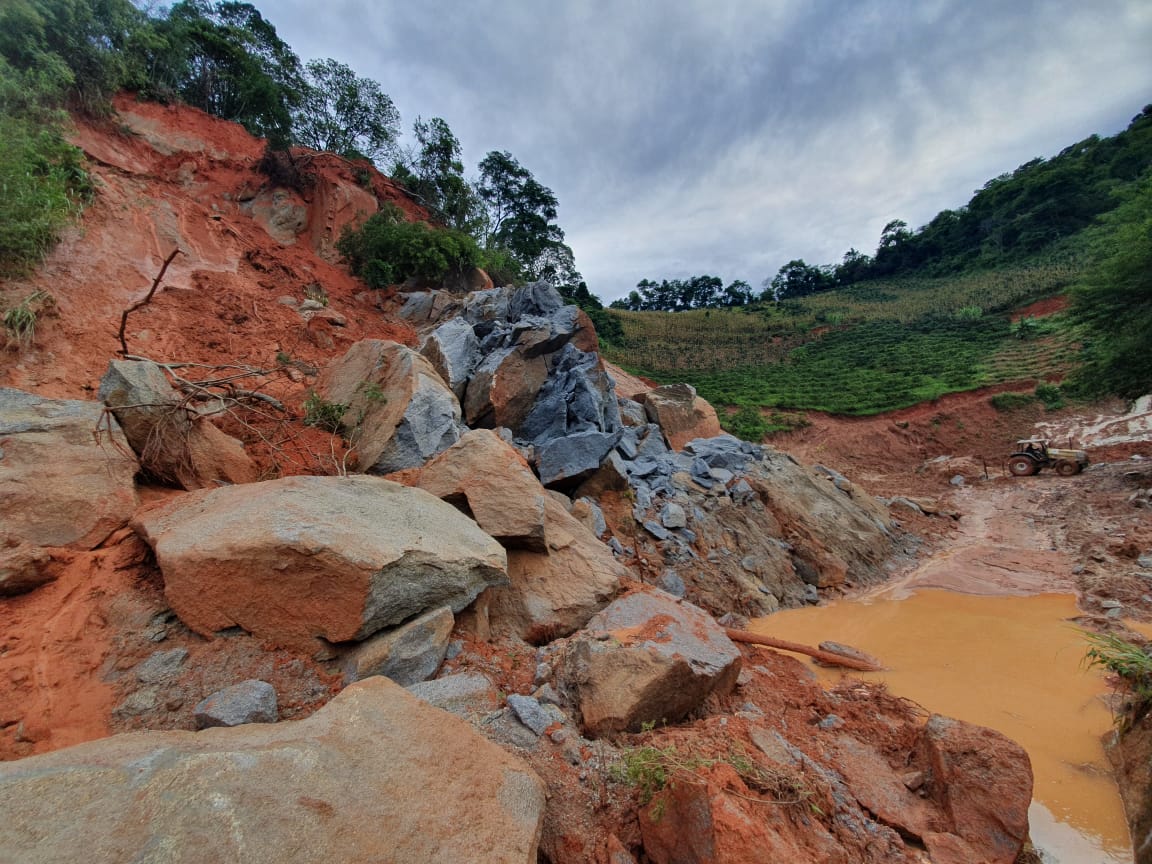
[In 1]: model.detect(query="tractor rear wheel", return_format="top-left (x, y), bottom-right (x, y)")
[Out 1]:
top-left (1055, 459), bottom-right (1082, 476)
top-left (1008, 456), bottom-right (1039, 477)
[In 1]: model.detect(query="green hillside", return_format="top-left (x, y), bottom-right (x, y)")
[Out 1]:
top-left (604, 106), bottom-right (1152, 432)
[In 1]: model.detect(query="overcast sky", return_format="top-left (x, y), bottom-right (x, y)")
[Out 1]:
top-left (258, 0), bottom-right (1152, 302)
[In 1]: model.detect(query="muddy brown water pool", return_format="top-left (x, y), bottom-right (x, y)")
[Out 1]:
top-left (752, 590), bottom-right (1131, 863)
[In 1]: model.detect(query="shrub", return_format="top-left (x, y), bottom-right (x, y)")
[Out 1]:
top-left (721, 405), bottom-right (770, 443)
top-left (302, 391), bottom-right (346, 432)
top-left (337, 208), bottom-right (481, 288)
top-left (1084, 631), bottom-right (1152, 710)
top-left (1034, 383), bottom-right (1064, 410)
top-left (3, 290), bottom-right (50, 349)
top-left (989, 392), bottom-right (1035, 411)
top-left (0, 114), bottom-right (89, 275)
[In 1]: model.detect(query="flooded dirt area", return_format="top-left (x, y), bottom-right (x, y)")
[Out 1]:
top-left (752, 465), bottom-right (1152, 863)
top-left (754, 591), bottom-right (1129, 862)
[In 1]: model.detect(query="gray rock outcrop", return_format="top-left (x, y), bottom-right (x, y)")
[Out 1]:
top-left (194, 679), bottom-right (278, 728)
top-left (315, 340), bottom-right (462, 474)
top-left (343, 605), bottom-right (454, 686)
top-left (98, 359), bottom-right (257, 489)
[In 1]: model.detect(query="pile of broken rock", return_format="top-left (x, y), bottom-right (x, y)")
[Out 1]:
top-left (0, 282), bottom-right (1033, 864)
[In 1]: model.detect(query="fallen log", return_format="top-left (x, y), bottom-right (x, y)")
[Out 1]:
top-left (724, 628), bottom-right (883, 672)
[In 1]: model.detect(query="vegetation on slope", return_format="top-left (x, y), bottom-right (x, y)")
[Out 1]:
top-left (0, 0), bottom-right (587, 297)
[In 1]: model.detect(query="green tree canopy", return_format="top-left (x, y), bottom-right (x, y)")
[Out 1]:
top-left (476, 150), bottom-right (566, 278)
top-left (1068, 177), bottom-right (1152, 398)
top-left (146, 1), bottom-right (304, 147)
top-left (392, 116), bottom-right (476, 229)
top-left (293, 58), bottom-right (400, 163)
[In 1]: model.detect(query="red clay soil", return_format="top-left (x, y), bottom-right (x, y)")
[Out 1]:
top-left (1012, 294), bottom-right (1069, 321)
top-left (770, 386), bottom-right (1134, 498)
top-left (0, 95), bottom-right (428, 757)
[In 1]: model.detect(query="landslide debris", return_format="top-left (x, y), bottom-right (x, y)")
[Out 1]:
top-left (0, 95), bottom-right (1056, 864)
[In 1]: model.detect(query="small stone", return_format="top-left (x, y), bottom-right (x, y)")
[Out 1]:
top-left (135, 648), bottom-right (189, 684)
top-left (1100, 599), bottom-right (1123, 610)
top-left (902, 770), bottom-right (925, 791)
top-left (658, 570), bottom-right (686, 598)
top-left (660, 502), bottom-right (687, 529)
top-left (643, 521), bottom-right (670, 541)
top-left (803, 585), bottom-right (819, 604)
top-left (1137, 554), bottom-right (1152, 570)
top-left (506, 694), bottom-right (551, 736)
top-left (534, 683), bottom-right (563, 706)
top-left (1071, 563), bottom-right (1086, 575)
top-left (194, 680), bottom-right (277, 729)
top-left (817, 714), bottom-right (844, 730)
top-left (549, 728), bottom-right (569, 744)
top-left (950, 475), bottom-right (965, 487)
top-left (534, 663), bottom-right (553, 685)
top-left (115, 687), bottom-right (159, 717)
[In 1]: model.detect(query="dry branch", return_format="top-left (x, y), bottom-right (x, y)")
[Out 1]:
top-left (724, 628), bottom-right (883, 672)
top-left (117, 248), bottom-right (183, 356)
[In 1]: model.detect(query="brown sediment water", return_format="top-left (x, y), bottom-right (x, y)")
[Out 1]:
top-left (751, 590), bottom-right (1131, 863)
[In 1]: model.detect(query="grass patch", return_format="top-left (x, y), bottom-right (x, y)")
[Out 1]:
top-left (1084, 632), bottom-right (1152, 716)
top-left (3, 290), bottom-right (51, 350)
top-left (612, 743), bottom-right (818, 811)
top-left (302, 391), bottom-right (347, 432)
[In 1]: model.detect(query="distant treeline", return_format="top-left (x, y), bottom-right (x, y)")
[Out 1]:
top-left (611, 104), bottom-right (1152, 311)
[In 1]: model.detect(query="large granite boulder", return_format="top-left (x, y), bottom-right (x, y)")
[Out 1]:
top-left (131, 475), bottom-right (507, 649)
top-left (98, 359), bottom-right (257, 489)
top-left (315, 339), bottom-right (462, 474)
top-left (0, 677), bottom-right (545, 864)
top-left (557, 591), bottom-right (740, 736)
top-left (640, 383), bottom-right (722, 451)
top-left (0, 387), bottom-right (138, 552)
top-left (492, 496), bottom-right (625, 644)
top-left (405, 429), bottom-right (548, 552)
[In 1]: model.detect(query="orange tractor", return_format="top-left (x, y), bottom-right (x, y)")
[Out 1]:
top-left (1007, 439), bottom-right (1089, 477)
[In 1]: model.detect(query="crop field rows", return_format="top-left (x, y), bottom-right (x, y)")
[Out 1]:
top-left (605, 262), bottom-right (1084, 417)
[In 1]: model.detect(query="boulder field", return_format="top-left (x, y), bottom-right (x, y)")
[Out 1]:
top-left (0, 97), bottom-right (1036, 864)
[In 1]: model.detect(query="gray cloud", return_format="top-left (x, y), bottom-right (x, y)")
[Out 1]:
top-left (259, 0), bottom-right (1152, 300)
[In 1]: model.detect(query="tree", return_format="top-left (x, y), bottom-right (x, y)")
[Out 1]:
top-left (766, 259), bottom-right (830, 301)
top-left (294, 58), bottom-right (399, 164)
top-left (151, 1), bottom-right (305, 148)
top-left (476, 150), bottom-right (564, 277)
top-left (721, 279), bottom-right (754, 306)
top-left (392, 116), bottom-right (476, 229)
top-left (1068, 178), bottom-right (1152, 398)
top-left (0, 0), bottom-right (145, 114)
